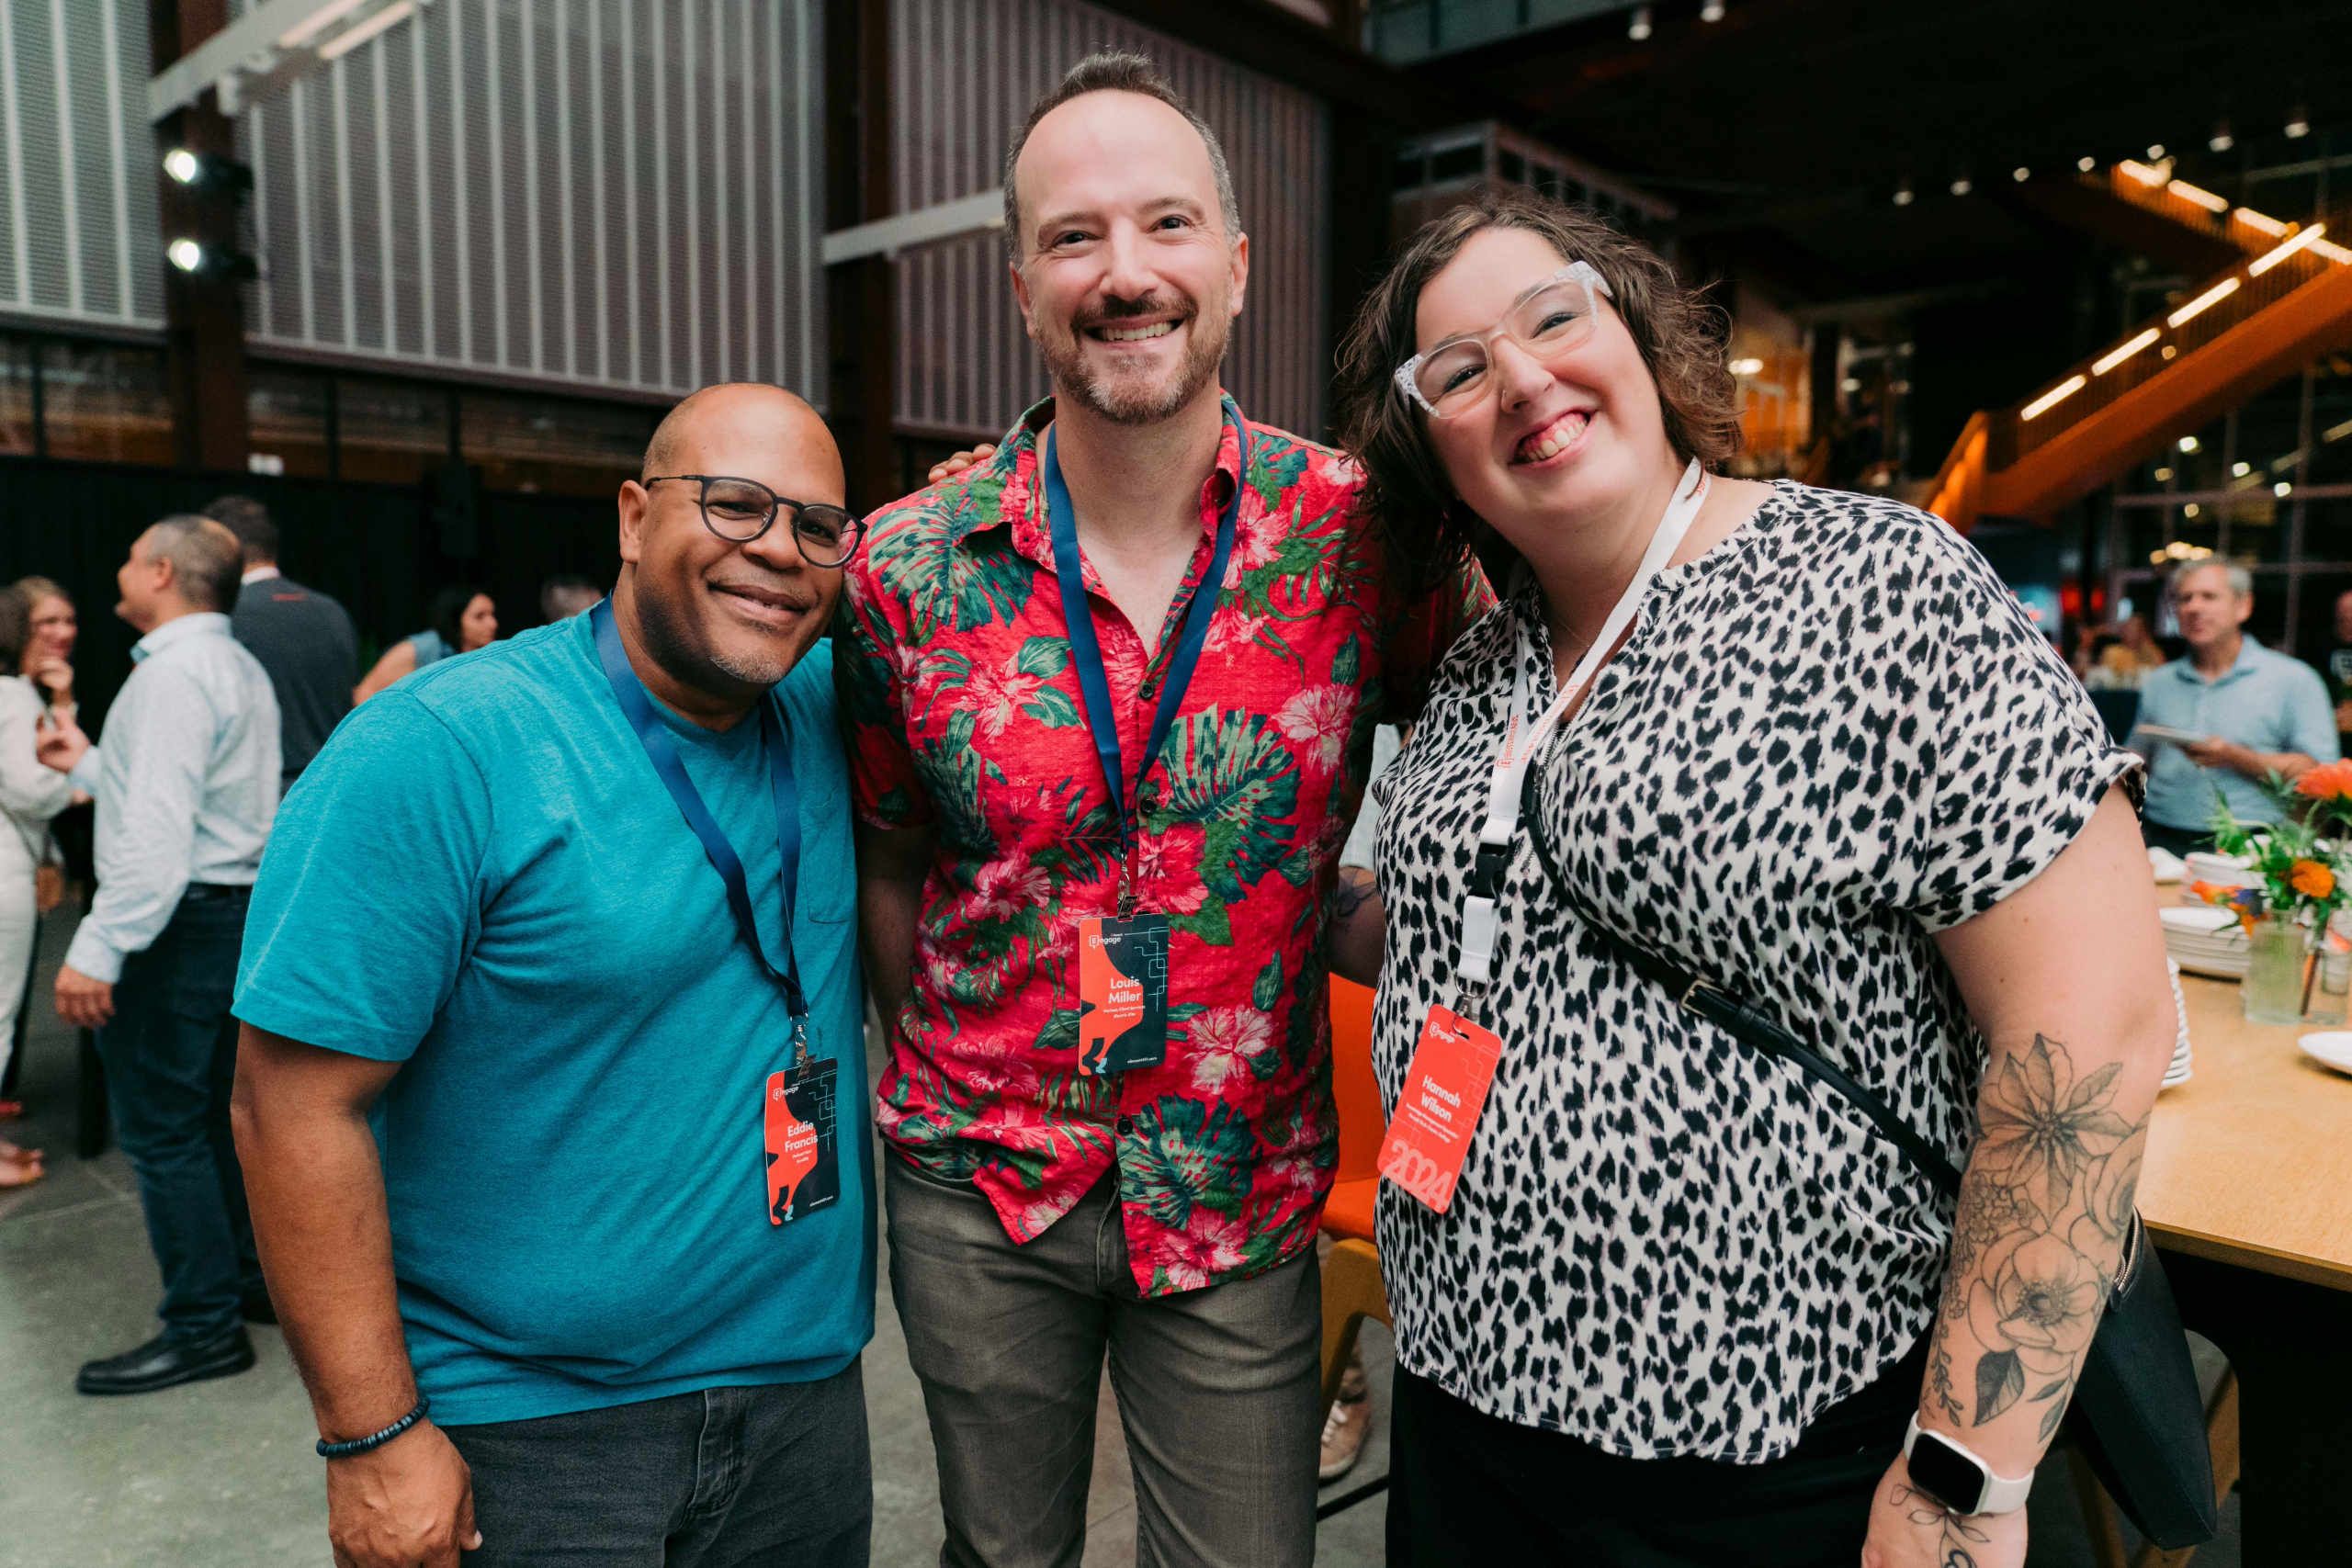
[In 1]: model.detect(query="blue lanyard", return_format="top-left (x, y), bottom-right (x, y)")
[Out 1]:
top-left (590, 598), bottom-right (809, 1039)
top-left (1044, 412), bottom-right (1247, 909)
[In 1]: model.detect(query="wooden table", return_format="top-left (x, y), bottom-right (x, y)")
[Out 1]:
top-left (2137, 975), bottom-right (2352, 1561)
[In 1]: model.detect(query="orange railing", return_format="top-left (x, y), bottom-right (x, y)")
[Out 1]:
top-left (2102, 161), bottom-right (2283, 258)
top-left (1927, 197), bottom-right (2352, 533)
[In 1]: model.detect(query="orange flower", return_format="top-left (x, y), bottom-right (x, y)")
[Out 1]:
top-left (2294, 761), bottom-right (2352, 801)
top-left (2290, 859), bottom-right (2335, 899)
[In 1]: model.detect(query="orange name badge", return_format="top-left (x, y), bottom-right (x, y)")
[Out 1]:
top-left (1378, 1006), bottom-right (1504, 1214)
top-left (1075, 914), bottom-right (1169, 1075)
top-left (763, 1068), bottom-right (830, 1226)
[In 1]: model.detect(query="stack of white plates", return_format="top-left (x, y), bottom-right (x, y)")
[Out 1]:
top-left (2163, 958), bottom-right (2193, 1087)
top-left (2161, 904), bottom-right (2248, 979)
top-left (2183, 851), bottom-right (2258, 890)
top-left (2148, 847), bottom-right (2188, 885)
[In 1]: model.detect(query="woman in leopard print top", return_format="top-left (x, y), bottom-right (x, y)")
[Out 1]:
top-left (1325, 192), bottom-right (2175, 1568)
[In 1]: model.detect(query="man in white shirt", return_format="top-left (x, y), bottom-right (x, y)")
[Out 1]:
top-left (38, 514), bottom-right (282, 1395)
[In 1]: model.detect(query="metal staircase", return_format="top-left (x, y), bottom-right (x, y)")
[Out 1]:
top-left (1926, 202), bottom-right (2352, 532)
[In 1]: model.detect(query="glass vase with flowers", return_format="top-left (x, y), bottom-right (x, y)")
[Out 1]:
top-left (2209, 761), bottom-right (2352, 1024)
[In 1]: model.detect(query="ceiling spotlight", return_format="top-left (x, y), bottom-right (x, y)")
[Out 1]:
top-left (2286, 106), bottom-right (2311, 140)
top-left (2147, 143), bottom-right (2167, 160)
top-left (1628, 5), bottom-right (1652, 39)
top-left (2178, 435), bottom-right (2200, 453)
top-left (165, 238), bottom-right (258, 281)
top-left (1951, 175), bottom-right (1973, 196)
top-left (2210, 117), bottom-right (2234, 152)
top-left (159, 148), bottom-right (251, 196)
top-left (1701, 0), bottom-right (1724, 18)
top-left (1893, 175), bottom-right (1915, 207)
top-left (2013, 166), bottom-right (2031, 182)
top-left (2077, 155), bottom-right (2098, 173)
top-left (2277, 481), bottom-right (2294, 498)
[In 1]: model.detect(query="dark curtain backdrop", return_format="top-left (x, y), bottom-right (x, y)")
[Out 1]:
top-left (0, 456), bottom-right (619, 736)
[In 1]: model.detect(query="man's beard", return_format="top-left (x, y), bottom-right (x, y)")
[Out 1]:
top-left (1040, 291), bottom-right (1230, 426)
top-left (635, 576), bottom-right (796, 691)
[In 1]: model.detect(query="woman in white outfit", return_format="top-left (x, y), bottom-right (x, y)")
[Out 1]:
top-left (0, 581), bottom-right (78, 1186)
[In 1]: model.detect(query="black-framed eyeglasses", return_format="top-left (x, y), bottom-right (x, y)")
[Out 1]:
top-left (644, 475), bottom-right (865, 567)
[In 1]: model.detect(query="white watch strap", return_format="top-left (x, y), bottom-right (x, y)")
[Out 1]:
top-left (1904, 1414), bottom-right (2034, 1515)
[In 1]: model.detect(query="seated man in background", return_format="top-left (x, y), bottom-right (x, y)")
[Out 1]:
top-left (2134, 559), bottom-right (2338, 855)
top-left (232, 384), bottom-right (875, 1568)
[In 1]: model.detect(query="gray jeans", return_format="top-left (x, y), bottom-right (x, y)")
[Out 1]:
top-left (885, 1156), bottom-right (1321, 1568)
top-left (440, 1363), bottom-right (871, 1567)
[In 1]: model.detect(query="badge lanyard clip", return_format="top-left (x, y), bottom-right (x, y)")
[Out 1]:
top-left (1453, 459), bottom-right (1711, 998)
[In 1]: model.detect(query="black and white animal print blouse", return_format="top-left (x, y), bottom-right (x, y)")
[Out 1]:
top-left (1368, 482), bottom-right (2137, 1463)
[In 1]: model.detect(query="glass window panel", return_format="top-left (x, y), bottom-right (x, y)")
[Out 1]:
top-left (1392, 152), bottom-right (1425, 191)
top-left (0, 336), bottom-right (34, 455)
top-left (1498, 149), bottom-right (1525, 186)
top-left (42, 343), bottom-right (171, 465)
top-left (1430, 144), bottom-right (1483, 183)
top-left (2116, 506), bottom-right (2171, 569)
top-left (2308, 356), bottom-right (2352, 487)
top-left (2290, 569), bottom-right (2352, 669)
top-left (247, 367), bottom-right (332, 478)
top-left (2300, 501), bottom-right (2352, 570)
top-left (461, 391), bottom-right (660, 498)
top-left (338, 377), bottom-right (451, 486)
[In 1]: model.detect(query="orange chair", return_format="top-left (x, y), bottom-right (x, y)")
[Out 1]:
top-left (1321, 975), bottom-right (1385, 1245)
top-left (1318, 977), bottom-right (1393, 1422)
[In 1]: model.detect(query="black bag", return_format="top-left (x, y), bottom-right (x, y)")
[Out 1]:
top-left (1513, 762), bottom-right (2218, 1548)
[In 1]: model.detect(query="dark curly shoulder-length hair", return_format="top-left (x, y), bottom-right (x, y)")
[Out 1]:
top-left (1334, 190), bottom-right (1742, 600)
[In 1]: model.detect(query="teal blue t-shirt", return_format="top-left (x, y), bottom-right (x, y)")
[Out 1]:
top-left (235, 617), bottom-right (873, 1426)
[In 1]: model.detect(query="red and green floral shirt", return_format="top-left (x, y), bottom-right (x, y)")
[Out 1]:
top-left (836, 395), bottom-right (1492, 1295)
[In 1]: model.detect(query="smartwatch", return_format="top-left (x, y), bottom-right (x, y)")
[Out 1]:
top-left (1902, 1415), bottom-right (2034, 1516)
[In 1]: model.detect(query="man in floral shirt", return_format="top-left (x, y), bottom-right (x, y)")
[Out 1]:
top-left (838, 54), bottom-right (1488, 1568)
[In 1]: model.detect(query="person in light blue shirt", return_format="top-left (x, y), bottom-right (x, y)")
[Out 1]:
top-left (34, 516), bottom-right (280, 1398)
top-left (232, 385), bottom-right (875, 1568)
top-left (2134, 560), bottom-right (2339, 854)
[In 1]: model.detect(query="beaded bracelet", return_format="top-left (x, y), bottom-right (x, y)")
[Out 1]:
top-left (317, 1395), bottom-right (431, 1459)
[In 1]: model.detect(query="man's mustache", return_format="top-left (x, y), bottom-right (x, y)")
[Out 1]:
top-left (1073, 294), bottom-right (1195, 332)
top-left (707, 576), bottom-right (820, 614)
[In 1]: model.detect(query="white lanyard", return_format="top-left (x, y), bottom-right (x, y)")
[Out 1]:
top-left (1455, 458), bottom-right (1710, 988)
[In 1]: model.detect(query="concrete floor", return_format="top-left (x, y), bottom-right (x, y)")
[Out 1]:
top-left (0, 908), bottom-right (2233, 1566)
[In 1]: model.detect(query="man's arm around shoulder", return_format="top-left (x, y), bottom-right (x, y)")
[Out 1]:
top-left (232, 1025), bottom-right (481, 1568)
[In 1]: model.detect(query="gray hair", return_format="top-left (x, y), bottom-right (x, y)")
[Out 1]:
top-left (1001, 51), bottom-right (1239, 262)
top-left (2172, 559), bottom-right (2253, 601)
top-left (140, 513), bottom-right (244, 613)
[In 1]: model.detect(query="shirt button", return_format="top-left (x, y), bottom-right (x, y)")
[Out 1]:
top-left (1116, 1114), bottom-right (1135, 1136)
top-left (1137, 680), bottom-right (1158, 699)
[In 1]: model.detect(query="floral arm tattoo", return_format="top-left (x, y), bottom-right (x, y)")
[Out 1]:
top-left (1929, 1032), bottom-right (2151, 1446)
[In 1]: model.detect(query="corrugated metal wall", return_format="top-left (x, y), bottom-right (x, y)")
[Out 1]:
top-left (891, 0), bottom-right (1330, 441)
top-left (235, 0), bottom-right (823, 401)
top-left (0, 0), bottom-right (165, 331)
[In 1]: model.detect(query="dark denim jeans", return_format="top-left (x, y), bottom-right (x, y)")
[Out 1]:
top-left (440, 1364), bottom-right (872, 1568)
top-left (95, 886), bottom-right (262, 1343)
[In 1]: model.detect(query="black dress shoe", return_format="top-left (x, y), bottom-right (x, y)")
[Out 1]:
top-left (76, 1328), bottom-right (255, 1395)
top-left (242, 1291), bottom-right (277, 1325)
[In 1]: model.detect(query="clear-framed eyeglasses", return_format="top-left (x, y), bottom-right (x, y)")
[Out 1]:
top-left (1392, 261), bottom-right (1616, 419)
top-left (644, 474), bottom-right (865, 568)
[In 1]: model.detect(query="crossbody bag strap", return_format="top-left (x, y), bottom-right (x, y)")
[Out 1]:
top-left (1513, 757), bottom-right (1965, 1198)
